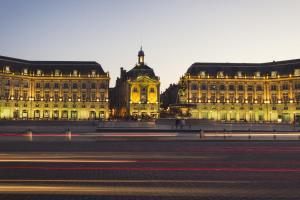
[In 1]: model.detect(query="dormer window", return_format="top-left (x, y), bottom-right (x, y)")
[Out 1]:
top-left (271, 71), bottom-right (277, 78)
top-left (37, 69), bottom-right (42, 76)
top-left (23, 68), bottom-right (28, 75)
top-left (255, 71), bottom-right (261, 77)
top-left (237, 71), bottom-right (242, 78)
top-left (73, 70), bottom-right (78, 76)
top-left (55, 69), bottom-right (60, 76)
top-left (91, 70), bottom-right (96, 77)
top-left (5, 66), bottom-right (10, 73)
top-left (217, 71), bottom-right (224, 78)
top-left (294, 69), bottom-right (300, 76)
top-left (200, 71), bottom-right (206, 78)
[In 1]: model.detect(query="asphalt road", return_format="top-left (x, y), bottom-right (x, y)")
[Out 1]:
top-left (0, 140), bottom-right (300, 200)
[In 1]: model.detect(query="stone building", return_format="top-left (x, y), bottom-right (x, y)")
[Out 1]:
top-left (0, 56), bottom-right (110, 120)
top-left (110, 48), bottom-right (160, 119)
top-left (174, 59), bottom-right (300, 123)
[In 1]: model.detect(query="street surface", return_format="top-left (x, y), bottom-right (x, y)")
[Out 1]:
top-left (0, 140), bottom-right (300, 199)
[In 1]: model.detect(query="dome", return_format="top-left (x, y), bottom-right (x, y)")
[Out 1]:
top-left (138, 49), bottom-right (144, 57)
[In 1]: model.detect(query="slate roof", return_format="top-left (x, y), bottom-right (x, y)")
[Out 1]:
top-left (187, 59), bottom-right (300, 76)
top-left (126, 63), bottom-right (158, 80)
top-left (0, 55), bottom-right (106, 75)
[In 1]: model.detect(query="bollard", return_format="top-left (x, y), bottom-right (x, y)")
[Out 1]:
top-left (27, 128), bottom-right (33, 142)
top-left (248, 134), bottom-right (251, 140)
top-left (273, 134), bottom-right (277, 140)
top-left (66, 128), bottom-right (72, 142)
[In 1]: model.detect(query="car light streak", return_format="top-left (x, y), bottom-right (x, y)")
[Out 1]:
top-left (0, 159), bottom-right (137, 163)
top-left (2, 166), bottom-right (300, 172)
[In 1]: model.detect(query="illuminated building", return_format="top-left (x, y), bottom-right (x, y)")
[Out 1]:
top-left (111, 48), bottom-right (160, 119)
top-left (0, 56), bottom-right (110, 120)
top-left (175, 59), bottom-right (300, 123)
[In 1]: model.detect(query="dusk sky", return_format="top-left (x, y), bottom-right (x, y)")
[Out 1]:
top-left (1, 0), bottom-right (300, 90)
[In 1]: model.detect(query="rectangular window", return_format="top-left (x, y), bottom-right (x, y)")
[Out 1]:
top-left (54, 92), bottom-right (59, 101)
top-left (44, 91), bottom-right (50, 101)
top-left (72, 93), bottom-right (77, 101)
top-left (35, 91), bottom-right (41, 100)
top-left (63, 92), bottom-right (68, 102)
top-left (82, 93), bottom-right (86, 101)
top-left (23, 91), bottom-right (28, 100)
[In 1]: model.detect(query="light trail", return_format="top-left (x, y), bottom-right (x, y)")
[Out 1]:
top-left (2, 166), bottom-right (300, 172)
top-left (0, 179), bottom-right (246, 184)
top-left (0, 184), bottom-right (296, 197)
top-left (0, 159), bottom-right (137, 163)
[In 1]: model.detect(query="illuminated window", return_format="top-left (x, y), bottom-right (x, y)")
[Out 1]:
top-left (55, 69), bottom-right (60, 76)
top-left (36, 69), bottom-right (42, 76)
top-left (255, 71), bottom-right (261, 77)
top-left (200, 71), bottom-right (206, 78)
top-left (237, 71), bottom-right (242, 77)
top-left (73, 70), bottom-right (78, 76)
top-left (271, 71), bottom-right (277, 78)
top-left (23, 68), bottom-right (28, 74)
top-left (217, 71), bottom-right (224, 78)
top-left (5, 66), bottom-right (10, 73)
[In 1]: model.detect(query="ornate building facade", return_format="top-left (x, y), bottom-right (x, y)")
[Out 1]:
top-left (0, 56), bottom-right (110, 120)
top-left (110, 48), bottom-right (160, 119)
top-left (175, 59), bottom-right (300, 123)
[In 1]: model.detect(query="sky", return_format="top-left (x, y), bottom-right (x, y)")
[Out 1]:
top-left (1, 0), bottom-right (300, 90)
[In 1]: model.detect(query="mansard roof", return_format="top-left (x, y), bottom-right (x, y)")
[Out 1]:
top-left (0, 55), bottom-right (106, 75)
top-left (187, 59), bottom-right (300, 76)
top-left (126, 63), bottom-right (158, 80)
